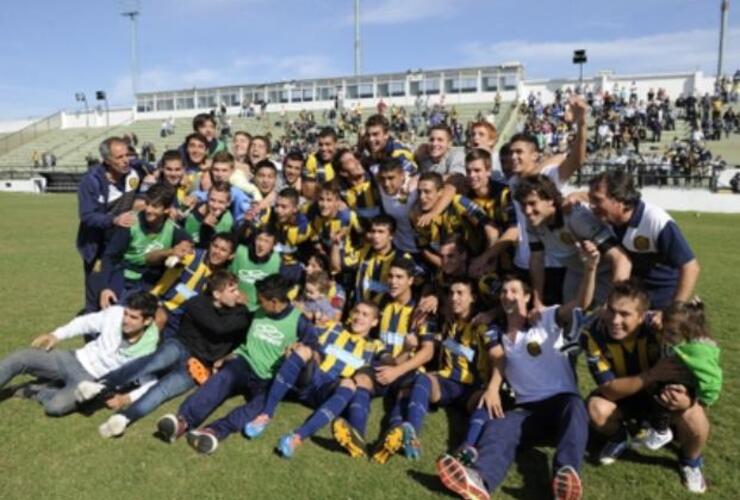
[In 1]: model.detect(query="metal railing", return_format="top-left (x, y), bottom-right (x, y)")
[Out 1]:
top-left (574, 162), bottom-right (718, 191)
top-left (0, 112), bottom-right (63, 156)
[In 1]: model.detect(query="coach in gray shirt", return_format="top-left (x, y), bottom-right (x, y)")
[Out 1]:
top-left (514, 174), bottom-right (632, 306)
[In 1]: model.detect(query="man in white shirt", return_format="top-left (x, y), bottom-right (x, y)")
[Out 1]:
top-left (0, 292), bottom-right (159, 416)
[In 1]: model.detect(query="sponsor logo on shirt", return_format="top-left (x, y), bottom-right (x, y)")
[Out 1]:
top-left (253, 323), bottom-right (285, 346)
top-left (238, 269), bottom-right (269, 284)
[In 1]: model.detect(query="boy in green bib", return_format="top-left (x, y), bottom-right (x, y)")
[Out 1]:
top-left (183, 181), bottom-right (235, 248)
top-left (98, 184), bottom-right (192, 309)
top-left (230, 226), bottom-right (282, 311)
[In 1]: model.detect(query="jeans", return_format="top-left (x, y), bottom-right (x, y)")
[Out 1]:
top-left (0, 348), bottom-right (93, 416)
top-left (102, 338), bottom-right (195, 423)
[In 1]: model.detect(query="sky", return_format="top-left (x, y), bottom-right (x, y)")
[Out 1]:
top-left (1, 0), bottom-right (738, 120)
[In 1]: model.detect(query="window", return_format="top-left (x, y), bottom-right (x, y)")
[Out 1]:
top-left (389, 81), bottom-right (405, 96)
top-left (221, 92), bottom-right (239, 106)
top-left (377, 82), bottom-right (390, 97)
top-left (197, 93), bottom-right (216, 108)
top-left (358, 82), bottom-right (374, 98)
top-left (503, 74), bottom-right (518, 90)
top-left (423, 78), bottom-right (440, 95)
top-left (156, 97), bottom-right (174, 111)
top-left (460, 77), bottom-right (478, 93)
top-left (318, 86), bottom-right (337, 101)
top-left (176, 96), bottom-right (194, 109)
top-left (268, 89), bottom-right (280, 104)
top-left (137, 98), bottom-right (154, 112)
top-left (302, 87), bottom-right (314, 102)
top-left (409, 81), bottom-right (422, 96)
top-left (482, 75), bottom-right (499, 91)
top-left (346, 84), bottom-right (358, 99)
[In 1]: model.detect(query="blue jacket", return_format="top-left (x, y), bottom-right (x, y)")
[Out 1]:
top-left (76, 164), bottom-right (140, 263)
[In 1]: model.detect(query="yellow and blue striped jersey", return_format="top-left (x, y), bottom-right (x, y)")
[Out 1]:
top-left (304, 153), bottom-right (336, 183)
top-left (348, 246), bottom-right (411, 305)
top-left (256, 208), bottom-right (314, 266)
top-left (415, 194), bottom-right (490, 254)
top-left (377, 139), bottom-right (418, 176)
top-left (317, 323), bottom-right (383, 379)
top-left (582, 319), bottom-right (661, 385)
top-left (341, 175), bottom-right (381, 224)
top-left (150, 249), bottom-right (211, 314)
top-left (470, 179), bottom-right (516, 230)
top-left (376, 296), bottom-right (434, 358)
top-left (306, 203), bottom-right (363, 261)
top-left (438, 318), bottom-right (497, 385)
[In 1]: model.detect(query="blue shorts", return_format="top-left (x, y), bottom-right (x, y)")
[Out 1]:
top-left (435, 375), bottom-right (476, 407)
top-left (294, 362), bottom-right (340, 408)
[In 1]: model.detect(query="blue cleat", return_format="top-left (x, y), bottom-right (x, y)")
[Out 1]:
top-left (243, 414), bottom-right (271, 439)
top-left (401, 422), bottom-right (422, 460)
top-left (277, 433), bottom-right (302, 458)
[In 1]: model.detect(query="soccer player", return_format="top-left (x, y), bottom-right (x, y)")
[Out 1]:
top-left (363, 114), bottom-right (418, 177)
top-left (412, 171), bottom-right (496, 269)
top-left (0, 291), bottom-right (159, 416)
top-left (230, 226), bottom-right (282, 312)
top-left (332, 258), bottom-right (435, 459)
top-left (178, 113), bottom-right (226, 160)
top-left (183, 182), bottom-right (234, 248)
top-left (373, 278), bottom-right (497, 462)
top-left (588, 169), bottom-right (700, 308)
top-left (181, 132), bottom-right (209, 174)
top-left (75, 271), bottom-right (249, 438)
top-left (334, 147), bottom-right (381, 226)
top-left (156, 150), bottom-right (193, 219)
top-left (159, 275), bottom-right (315, 454)
top-left (513, 174), bottom-right (632, 305)
top-left (77, 136), bottom-right (143, 313)
top-left (337, 215), bottom-right (411, 305)
top-left (243, 301), bottom-right (383, 458)
top-left (252, 159), bottom-right (279, 206)
top-left (583, 281), bottom-right (711, 493)
top-left (376, 158), bottom-right (419, 254)
top-left (97, 184), bottom-right (192, 308)
top-left (436, 243), bottom-right (601, 500)
top-left (148, 232), bottom-right (236, 338)
top-left (254, 187), bottom-right (313, 283)
top-left (191, 151), bottom-right (255, 221)
top-left (278, 151), bottom-right (304, 193)
top-left (304, 127), bottom-right (337, 184)
top-left (307, 180), bottom-right (363, 262)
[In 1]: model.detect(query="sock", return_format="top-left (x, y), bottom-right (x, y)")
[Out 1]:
top-left (347, 387), bottom-right (372, 437)
top-left (296, 386), bottom-right (354, 440)
top-left (406, 375), bottom-right (431, 434)
top-left (387, 396), bottom-right (407, 429)
top-left (463, 407), bottom-right (490, 448)
top-left (261, 353), bottom-right (306, 418)
top-left (681, 455), bottom-right (703, 468)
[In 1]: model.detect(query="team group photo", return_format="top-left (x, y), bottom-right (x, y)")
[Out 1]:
top-left (0, 1), bottom-right (738, 499)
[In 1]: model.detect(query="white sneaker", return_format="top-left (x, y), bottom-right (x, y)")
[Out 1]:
top-left (680, 465), bottom-right (707, 494)
top-left (99, 414), bottom-right (130, 439)
top-left (75, 380), bottom-right (106, 402)
top-left (639, 426), bottom-right (673, 451)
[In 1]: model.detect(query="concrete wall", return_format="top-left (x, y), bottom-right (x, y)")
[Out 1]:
top-left (520, 71), bottom-right (716, 104)
top-left (0, 119), bottom-right (38, 134)
top-left (60, 107), bottom-right (134, 129)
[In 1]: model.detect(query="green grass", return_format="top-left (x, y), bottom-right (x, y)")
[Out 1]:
top-left (0, 193), bottom-right (738, 499)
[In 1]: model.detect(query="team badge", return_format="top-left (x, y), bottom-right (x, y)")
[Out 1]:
top-left (633, 235), bottom-right (650, 251)
top-left (526, 341), bottom-right (542, 357)
top-left (128, 176), bottom-right (140, 190)
top-left (559, 232), bottom-right (575, 245)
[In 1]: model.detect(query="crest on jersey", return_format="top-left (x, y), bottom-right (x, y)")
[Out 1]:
top-left (526, 341), bottom-right (542, 357)
top-left (128, 176), bottom-right (140, 190)
top-left (633, 235), bottom-right (650, 251)
top-left (559, 231), bottom-right (575, 245)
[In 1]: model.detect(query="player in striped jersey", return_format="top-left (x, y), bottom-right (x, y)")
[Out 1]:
top-left (363, 114), bottom-right (418, 178)
top-left (243, 302), bottom-right (383, 458)
top-left (306, 180), bottom-right (363, 262)
top-left (335, 215), bottom-right (413, 306)
top-left (374, 278), bottom-right (498, 462)
top-left (148, 233), bottom-right (236, 338)
top-left (334, 147), bottom-right (382, 227)
top-left (304, 127), bottom-right (337, 184)
top-left (332, 258), bottom-right (435, 459)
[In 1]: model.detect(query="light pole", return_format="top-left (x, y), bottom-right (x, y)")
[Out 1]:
top-left (717, 0), bottom-right (730, 82)
top-left (96, 91), bottom-right (110, 127)
top-left (121, 0), bottom-right (140, 101)
top-left (573, 49), bottom-right (587, 93)
top-left (75, 92), bottom-right (89, 127)
top-left (354, 0), bottom-right (361, 76)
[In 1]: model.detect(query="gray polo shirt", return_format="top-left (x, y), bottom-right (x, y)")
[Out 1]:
top-left (418, 148), bottom-right (465, 177)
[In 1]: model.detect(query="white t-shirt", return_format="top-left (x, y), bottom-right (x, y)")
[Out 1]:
top-left (510, 164), bottom-right (564, 269)
top-left (498, 306), bottom-right (578, 404)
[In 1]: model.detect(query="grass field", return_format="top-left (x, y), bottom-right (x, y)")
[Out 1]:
top-left (0, 193), bottom-right (738, 500)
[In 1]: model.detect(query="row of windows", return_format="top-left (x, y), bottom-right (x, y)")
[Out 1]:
top-left (137, 75), bottom-right (518, 112)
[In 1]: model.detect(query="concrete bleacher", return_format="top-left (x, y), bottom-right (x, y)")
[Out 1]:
top-left (0, 102), bottom-right (516, 171)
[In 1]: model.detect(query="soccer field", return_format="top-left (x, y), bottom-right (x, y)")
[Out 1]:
top-left (0, 193), bottom-right (738, 500)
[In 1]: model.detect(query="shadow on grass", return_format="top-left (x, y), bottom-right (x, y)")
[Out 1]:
top-left (406, 469), bottom-right (457, 498)
top-left (499, 447), bottom-right (551, 499)
top-left (310, 435), bottom-right (347, 455)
